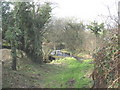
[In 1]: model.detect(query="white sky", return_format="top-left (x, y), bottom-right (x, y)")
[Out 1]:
top-left (8, 0), bottom-right (120, 22)
top-left (9, 0), bottom-right (119, 22)
top-left (39, 0), bottom-right (119, 22)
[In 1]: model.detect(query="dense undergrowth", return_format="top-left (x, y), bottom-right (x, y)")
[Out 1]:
top-left (92, 30), bottom-right (120, 88)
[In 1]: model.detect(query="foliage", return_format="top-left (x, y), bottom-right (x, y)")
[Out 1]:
top-left (92, 29), bottom-right (120, 88)
top-left (87, 21), bottom-right (107, 53)
top-left (2, 2), bottom-right (14, 39)
top-left (87, 21), bottom-right (105, 37)
top-left (3, 2), bottom-right (52, 70)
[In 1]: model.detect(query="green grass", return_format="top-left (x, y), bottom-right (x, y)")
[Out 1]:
top-left (45, 58), bottom-right (94, 88)
top-left (3, 56), bottom-right (94, 88)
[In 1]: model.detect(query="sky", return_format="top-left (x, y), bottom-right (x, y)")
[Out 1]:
top-left (8, 0), bottom-right (119, 23)
top-left (39, 0), bottom-right (119, 23)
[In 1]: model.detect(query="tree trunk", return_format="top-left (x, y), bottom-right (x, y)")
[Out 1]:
top-left (11, 40), bottom-right (17, 70)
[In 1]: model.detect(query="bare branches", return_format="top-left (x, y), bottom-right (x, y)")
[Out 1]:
top-left (108, 77), bottom-right (120, 88)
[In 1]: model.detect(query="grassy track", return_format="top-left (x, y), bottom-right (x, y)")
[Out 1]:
top-left (46, 58), bottom-right (94, 88)
top-left (3, 56), bottom-right (94, 88)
